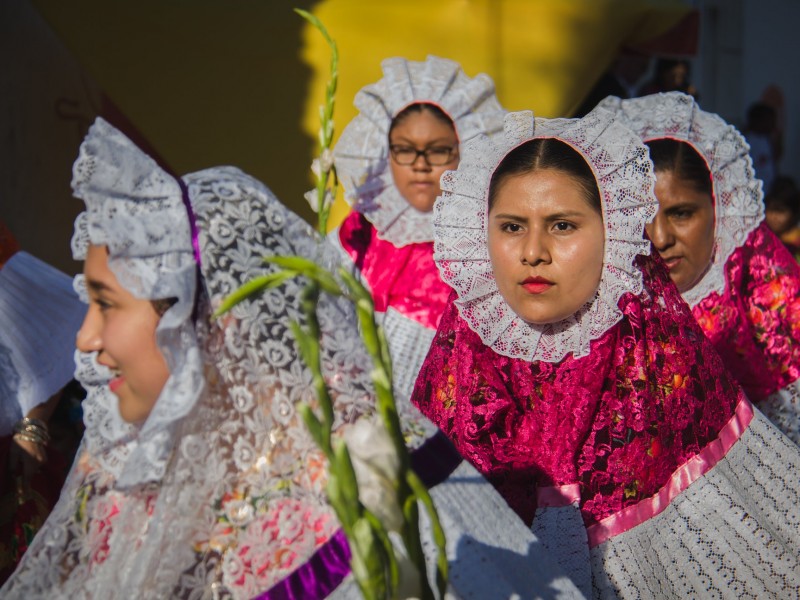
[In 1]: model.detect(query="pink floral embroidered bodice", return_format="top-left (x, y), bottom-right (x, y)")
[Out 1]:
top-left (338, 211), bottom-right (452, 330)
top-left (412, 255), bottom-right (743, 527)
top-left (692, 222), bottom-right (800, 401)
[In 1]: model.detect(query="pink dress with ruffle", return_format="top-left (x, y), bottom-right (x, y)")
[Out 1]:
top-left (337, 212), bottom-right (451, 331)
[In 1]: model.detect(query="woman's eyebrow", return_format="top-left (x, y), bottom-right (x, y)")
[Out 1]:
top-left (86, 278), bottom-right (112, 293)
top-left (389, 135), bottom-right (457, 146)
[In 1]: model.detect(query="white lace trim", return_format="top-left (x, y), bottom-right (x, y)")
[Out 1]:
top-left (591, 408), bottom-right (800, 597)
top-left (760, 379), bottom-right (800, 446)
top-left (434, 108), bottom-right (658, 363)
top-left (599, 92), bottom-right (765, 307)
top-left (334, 55), bottom-right (505, 247)
top-left (70, 117), bottom-right (203, 487)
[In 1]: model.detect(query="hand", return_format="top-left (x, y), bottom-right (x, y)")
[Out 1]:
top-left (9, 434), bottom-right (47, 489)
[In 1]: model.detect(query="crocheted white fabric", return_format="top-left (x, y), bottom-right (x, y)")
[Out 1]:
top-left (591, 408), bottom-right (800, 597)
top-left (434, 108), bottom-right (658, 363)
top-left (760, 379), bottom-right (800, 446)
top-left (0, 252), bottom-right (85, 436)
top-left (334, 55), bottom-right (506, 246)
top-left (599, 92), bottom-right (765, 307)
top-left (70, 117), bottom-right (203, 488)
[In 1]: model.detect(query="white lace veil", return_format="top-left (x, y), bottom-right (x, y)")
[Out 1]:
top-left (334, 55), bottom-right (506, 246)
top-left (433, 107), bottom-right (658, 363)
top-left (2, 119), bottom-right (376, 598)
top-left (599, 92), bottom-right (765, 307)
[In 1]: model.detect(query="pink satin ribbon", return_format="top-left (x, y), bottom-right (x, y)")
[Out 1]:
top-left (586, 393), bottom-right (754, 547)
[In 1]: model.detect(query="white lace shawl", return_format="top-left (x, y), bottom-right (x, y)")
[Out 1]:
top-left (334, 55), bottom-right (506, 246)
top-left (70, 117), bottom-right (203, 488)
top-left (599, 92), bottom-right (765, 307)
top-left (434, 108), bottom-right (658, 363)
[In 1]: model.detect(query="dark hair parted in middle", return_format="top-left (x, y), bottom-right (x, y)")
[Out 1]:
top-left (389, 103), bottom-right (455, 135)
top-left (646, 138), bottom-right (713, 198)
top-left (488, 138), bottom-right (602, 213)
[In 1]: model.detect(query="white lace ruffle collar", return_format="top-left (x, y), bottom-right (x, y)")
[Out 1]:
top-left (71, 117), bottom-right (203, 488)
top-left (433, 108), bottom-right (658, 363)
top-left (600, 92), bottom-right (764, 307)
top-left (334, 55), bottom-right (506, 247)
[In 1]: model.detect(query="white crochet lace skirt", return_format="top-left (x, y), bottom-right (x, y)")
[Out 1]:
top-left (591, 407), bottom-right (800, 597)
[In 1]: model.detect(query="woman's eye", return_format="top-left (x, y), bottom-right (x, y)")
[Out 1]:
top-left (428, 147), bottom-right (452, 158)
top-left (501, 222), bottom-right (522, 233)
top-left (552, 221), bottom-right (574, 232)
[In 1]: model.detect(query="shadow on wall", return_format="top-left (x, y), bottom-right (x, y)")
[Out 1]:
top-left (2, 0), bottom-right (321, 274)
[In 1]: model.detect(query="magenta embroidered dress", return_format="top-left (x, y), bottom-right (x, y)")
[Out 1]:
top-left (413, 108), bottom-right (800, 598)
top-left (602, 92), bottom-right (800, 445)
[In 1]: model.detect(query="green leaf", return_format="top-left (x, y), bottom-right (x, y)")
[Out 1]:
top-left (408, 471), bottom-right (448, 600)
top-left (212, 270), bottom-right (297, 317)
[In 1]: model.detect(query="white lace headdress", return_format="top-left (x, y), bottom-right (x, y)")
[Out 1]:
top-left (334, 55), bottom-right (506, 246)
top-left (599, 92), bottom-right (764, 307)
top-left (70, 117), bottom-right (203, 487)
top-left (434, 107), bottom-right (658, 363)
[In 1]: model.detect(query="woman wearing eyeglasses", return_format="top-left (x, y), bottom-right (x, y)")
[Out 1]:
top-left (333, 55), bottom-right (506, 400)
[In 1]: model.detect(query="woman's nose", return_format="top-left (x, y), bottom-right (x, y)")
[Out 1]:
top-left (521, 231), bottom-right (550, 265)
top-left (76, 306), bottom-right (101, 353)
top-left (646, 212), bottom-right (674, 252)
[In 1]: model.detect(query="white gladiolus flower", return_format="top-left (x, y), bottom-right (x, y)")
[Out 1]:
top-left (304, 189), bottom-right (333, 214)
top-left (311, 148), bottom-right (334, 178)
top-left (343, 417), bottom-right (403, 532)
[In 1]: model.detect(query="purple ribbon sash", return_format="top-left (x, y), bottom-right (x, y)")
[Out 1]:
top-left (253, 431), bottom-right (462, 600)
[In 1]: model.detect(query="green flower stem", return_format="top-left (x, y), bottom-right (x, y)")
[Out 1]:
top-left (295, 7), bottom-right (338, 235)
top-left (407, 470), bottom-right (449, 600)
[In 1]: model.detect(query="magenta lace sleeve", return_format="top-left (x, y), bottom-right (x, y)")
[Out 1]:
top-left (693, 223), bottom-right (800, 401)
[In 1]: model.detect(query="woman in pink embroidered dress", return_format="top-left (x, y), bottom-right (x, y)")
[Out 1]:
top-left (412, 107), bottom-right (800, 597)
top-left (333, 55), bottom-right (505, 398)
top-left (603, 92), bottom-right (800, 444)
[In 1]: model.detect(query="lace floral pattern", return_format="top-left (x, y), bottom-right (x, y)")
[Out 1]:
top-left (334, 55), bottom-right (505, 246)
top-left (412, 255), bottom-right (740, 527)
top-left (692, 223), bottom-right (800, 406)
top-left (2, 144), bottom-right (375, 597)
top-left (600, 92), bottom-right (765, 307)
top-left (434, 109), bottom-right (657, 363)
top-left (69, 118), bottom-right (203, 488)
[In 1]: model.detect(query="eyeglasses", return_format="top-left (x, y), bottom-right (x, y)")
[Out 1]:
top-left (389, 144), bottom-right (458, 166)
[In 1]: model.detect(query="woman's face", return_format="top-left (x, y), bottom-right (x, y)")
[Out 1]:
top-left (488, 169), bottom-right (605, 325)
top-left (389, 109), bottom-right (459, 213)
top-left (646, 169), bottom-right (715, 292)
top-left (77, 244), bottom-right (171, 423)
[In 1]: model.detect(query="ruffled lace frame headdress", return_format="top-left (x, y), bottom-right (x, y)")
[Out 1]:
top-left (599, 92), bottom-right (765, 307)
top-left (334, 55), bottom-right (506, 246)
top-left (70, 117), bottom-right (203, 488)
top-left (434, 107), bottom-right (658, 363)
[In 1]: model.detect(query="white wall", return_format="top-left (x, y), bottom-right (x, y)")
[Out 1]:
top-left (741, 0), bottom-right (800, 182)
top-left (695, 0), bottom-right (800, 182)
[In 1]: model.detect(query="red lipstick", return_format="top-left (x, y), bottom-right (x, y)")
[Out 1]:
top-left (109, 376), bottom-right (125, 394)
top-left (521, 276), bottom-right (554, 294)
